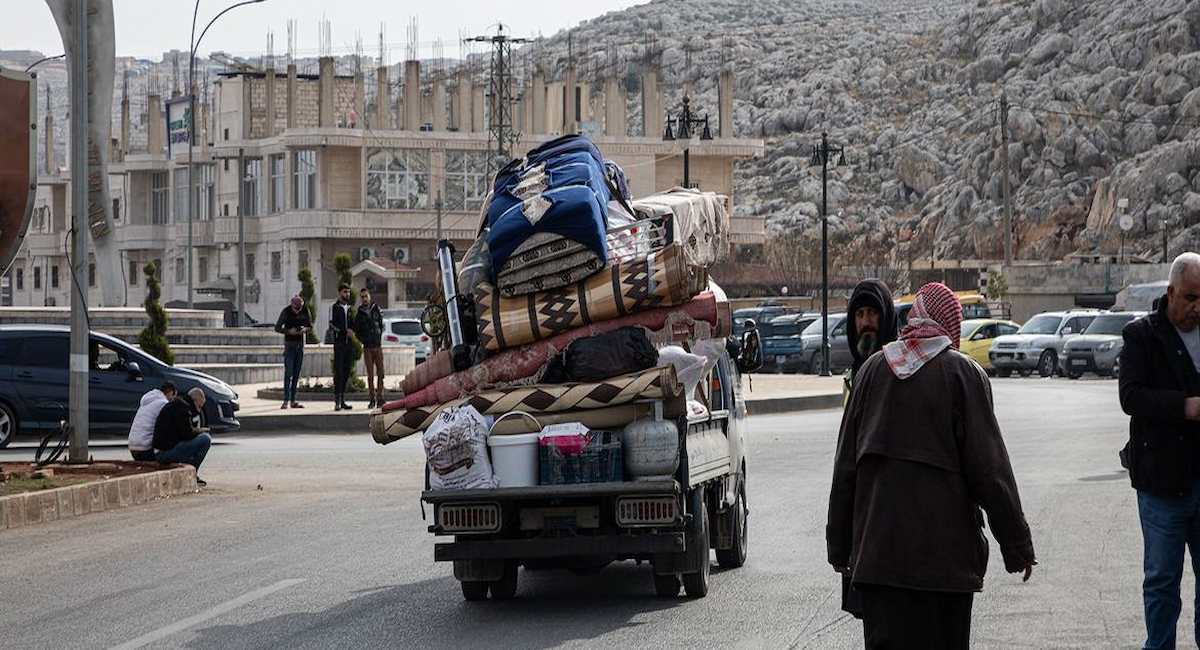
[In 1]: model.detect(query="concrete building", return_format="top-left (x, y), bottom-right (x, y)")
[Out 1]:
top-left (3, 55), bottom-right (765, 338)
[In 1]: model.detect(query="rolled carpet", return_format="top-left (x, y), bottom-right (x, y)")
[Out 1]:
top-left (371, 365), bottom-right (683, 444)
top-left (383, 288), bottom-right (730, 411)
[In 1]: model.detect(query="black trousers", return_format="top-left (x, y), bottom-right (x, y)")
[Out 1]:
top-left (333, 341), bottom-right (353, 398)
top-left (130, 448), bottom-right (157, 462)
top-left (858, 584), bottom-right (974, 650)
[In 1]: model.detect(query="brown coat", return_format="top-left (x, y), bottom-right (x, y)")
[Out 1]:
top-left (826, 349), bottom-right (1035, 593)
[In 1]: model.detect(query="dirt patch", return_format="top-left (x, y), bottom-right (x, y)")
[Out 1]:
top-left (0, 461), bottom-right (167, 497)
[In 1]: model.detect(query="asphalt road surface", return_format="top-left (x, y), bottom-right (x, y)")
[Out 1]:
top-left (0, 378), bottom-right (1174, 649)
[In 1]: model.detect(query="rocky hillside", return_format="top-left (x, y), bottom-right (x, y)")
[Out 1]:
top-left (535, 0), bottom-right (1200, 266)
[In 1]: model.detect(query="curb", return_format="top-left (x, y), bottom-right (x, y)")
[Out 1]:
top-left (1, 465), bottom-right (197, 532)
top-left (235, 393), bottom-right (845, 434)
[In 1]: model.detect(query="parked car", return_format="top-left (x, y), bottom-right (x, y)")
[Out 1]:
top-left (790, 313), bottom-right (851, 375)
top-left (959, 319), bottom-right (1021, 372)
top-left (733, 306), bottom-right (790, 333)
top-left (1062, 311), bottom-right (1146, 378)
top-left (760, 312), bottom-right (819, 373)
top-left (0, 325), bottom-right (240, 448)
top-left (382, 317), bottom-right (432, 363)
top-left (988, 310), bottom-right (1101, 377)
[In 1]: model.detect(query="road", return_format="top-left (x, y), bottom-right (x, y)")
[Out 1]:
top-left (0, 378), bottom-right (1172, 649)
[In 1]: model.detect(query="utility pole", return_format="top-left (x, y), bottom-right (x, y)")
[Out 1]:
top-left (435, 191), bottom-right (443, 243)
top-left (1163, 219), bottom-right (1169, 263)
top-left (663, 96), bottom-right (713, 188)
top-left (1000, 91), bottom-right (1013, 267)
top-left (810, 131), bottom-right (846, 378)
top-left (68, 0), bottom-right (89, 463)
top-left (469, 24), bottom-right (530, 175)
top-left (236, 148), bottom-right (245, 327)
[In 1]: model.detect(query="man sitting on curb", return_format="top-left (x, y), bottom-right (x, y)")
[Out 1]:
top-left (153, 387), bottom-right (212, 486)
top-left (128, 382), bottom-right (177, 461)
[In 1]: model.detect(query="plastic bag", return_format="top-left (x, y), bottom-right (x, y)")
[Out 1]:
top-left (657, 345), bottom-right (709, 398)
top-left (423, 405), bottom-right (498, 491)
top-left (542, 327), bottom-right (659, 383)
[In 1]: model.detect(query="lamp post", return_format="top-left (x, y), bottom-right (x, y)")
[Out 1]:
top-left (810, 132), bottom-right (847, 377)
top-left (662, 96), bottom-right (713, 188)
top-left (188, 0), bottom-right (265, 309)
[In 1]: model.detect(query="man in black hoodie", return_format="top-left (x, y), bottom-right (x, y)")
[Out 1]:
top-left (846, 279), bottom-right (898, 385)
top-left (153, 387), bottom-right (212, 485)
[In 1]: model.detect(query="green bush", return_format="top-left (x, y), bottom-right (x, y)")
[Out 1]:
top-left (137, 261), bottom-right (174, 365)
top-left (298, 267), bottom-right (319, 344)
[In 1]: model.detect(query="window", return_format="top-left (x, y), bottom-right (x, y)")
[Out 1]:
top-left (293, 150), bottom-right (316, 209)
top-left (19, 336), bottom-right (68, 368)
top-left (1018, 315), bottom-right (1062, 335)
top-left (175, 257), bottom-right (185, 284)
top-left (128, 260), bottom-right (139, 287)
top-left (1085, 314), bottom-right (1137, 335)
top-left (33, 266), bottom-right (41, 290)
top-left (445, 150), bottom-right (489, 212)
top-left (270, 251), bottom-right (282, 281)
top-left (112, 198), bottom-right (121, 221)
top-left (245, 253), bottom-right (256, 280)
top-left (174, 167), bottom-right (190, 223)
top-left (223, 128), bottom-right (229, 141)
top-left (88, 263), bottom-right (96, 287)
top-left (195, 164), bottom-right (215, 220)
top-left (16, 268), bottom-right (23, 291)
top-left (223, 159), bottom-right (229, 172)
top-left (998, 324), bottom-right (1019, 336)
top-left (151, 171), bottom-right (170, 224)
top-left (366, 148), bottom-right (430, 209)
top-left (51, 265), bottom-right (59, 289)
top-left (831, 319), bottom-right (847, 337)
top-left (241, 158), bottom-right (261, 217)
top-left (1063, 316), bottom-right (1095, 335)
top-left (269, 154), bottom-right (285, 213)
top-left (198, 256), bottom-right (209, 283)
top-left (298, 249), bottom-right (309, 271)
top-left (390, 320), bottom-right (423, 336)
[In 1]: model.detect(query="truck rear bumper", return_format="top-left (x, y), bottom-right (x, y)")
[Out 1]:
top-left (434, 532), bottom-right (686, 561)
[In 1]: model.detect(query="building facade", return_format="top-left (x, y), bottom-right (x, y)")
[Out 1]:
top-left (4, 55), bottom-right (765, 337)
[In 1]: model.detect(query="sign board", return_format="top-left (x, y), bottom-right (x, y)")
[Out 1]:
top-left (0, 67), bottom-right (36, 278)
top-left (166, 97), bottom-right (192, 155)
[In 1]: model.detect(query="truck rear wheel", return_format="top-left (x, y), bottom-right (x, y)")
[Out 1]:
top-left (716, 481), bottom-right (748, 569)
top-left (461, 580), bottom-right (489, 601)
top-left (682, 488), bottom-right (711, 598)
top-left (489, 561), bottom-right (519, 600)
top-left (653, 573), bottom-right (680, 597)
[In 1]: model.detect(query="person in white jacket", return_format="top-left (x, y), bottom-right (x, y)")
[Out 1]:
top-left (128, 382), bottom-right (177, 461)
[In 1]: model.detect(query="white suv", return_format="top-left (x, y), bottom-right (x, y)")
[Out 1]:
top-left (988, 310), bottom-right (1101, 378)
top-left (382, 317), bottom-right (431, 363)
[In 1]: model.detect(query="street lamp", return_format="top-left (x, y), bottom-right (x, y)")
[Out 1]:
top-left (809, 132), bottom-right (847, 377)
top-left (187, 0), bottom-right (265, 309)
top-left (662, 95), bottom-right (713, 188)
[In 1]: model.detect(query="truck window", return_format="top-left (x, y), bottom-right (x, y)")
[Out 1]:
top-left (19, 336), bottom-right (68, 368)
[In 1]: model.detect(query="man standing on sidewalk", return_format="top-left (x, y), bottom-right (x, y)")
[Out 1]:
top-left (354, 287), bottom-right (385, 408)
top-left (329, 284), bottom-right (356, 411)
top-left (827, 282), bottom-right (1035, 649)
top-left (1120, 252), bottom-right (1200, 649)
top-left (274, 295), bottom-right (312, 410)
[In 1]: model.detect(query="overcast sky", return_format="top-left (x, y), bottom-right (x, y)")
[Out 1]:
top-left (6, 1), bottom-right (645, 60)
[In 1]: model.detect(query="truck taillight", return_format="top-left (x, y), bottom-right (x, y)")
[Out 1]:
top-left (616, 496), bottom-right (679, 527)
top-left (385, 335), bottom-right (399, 342)
top-left (437, 503), bottom-right (501, 533)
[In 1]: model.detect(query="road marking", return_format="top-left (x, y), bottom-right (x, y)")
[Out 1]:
top-left (109, 578), bottom-right (305, 650)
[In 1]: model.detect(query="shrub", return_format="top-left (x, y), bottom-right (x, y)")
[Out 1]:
top-left (137, 261), bottom-right (174, 365)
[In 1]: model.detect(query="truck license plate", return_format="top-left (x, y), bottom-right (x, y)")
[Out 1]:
top-left (1071, 358), bottom-right (1087, 366)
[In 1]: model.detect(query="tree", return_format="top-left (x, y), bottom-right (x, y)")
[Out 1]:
top-left (298, 267), bottom-right (318, 344)
top-left (332, 253), bottom-right (363, 389)
top-left (138, 261), bottom-right (174, 365)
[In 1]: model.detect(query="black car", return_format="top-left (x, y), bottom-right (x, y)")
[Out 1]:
top-left (0, 325), bottom-right (240, 448)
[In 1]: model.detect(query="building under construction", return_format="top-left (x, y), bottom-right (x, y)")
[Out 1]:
top-left (6, 26), bottom-right (764, 332)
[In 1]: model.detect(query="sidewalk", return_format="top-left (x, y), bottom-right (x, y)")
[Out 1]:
top-left (232, 373), bottom-right (844, 434)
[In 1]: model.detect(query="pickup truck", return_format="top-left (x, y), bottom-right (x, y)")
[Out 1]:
top-left (421, 344), bottom-right (757, 601)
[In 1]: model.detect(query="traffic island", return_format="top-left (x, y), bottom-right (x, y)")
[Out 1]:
top-left (0, 462), bottom-right (197, 531)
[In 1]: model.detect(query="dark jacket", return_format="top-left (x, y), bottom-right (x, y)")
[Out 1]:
top-left (1119, 295), bottom-right (1200, 497)
top-left (328, 301), bottom-right (354, 344)
top-left (827, 350), bottom-right (1035, 592)
top-left (846, 279), bottom-right (898, 377)
top-left (152, 394), bottom-right (203, 452)
top-left (353, 302), bottom-right (384, 348)
top-left (274, 305), bottom-right (313, 345)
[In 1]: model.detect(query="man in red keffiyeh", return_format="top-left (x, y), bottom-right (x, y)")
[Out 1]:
top-left (827, 282), bottom-right (1036, 649)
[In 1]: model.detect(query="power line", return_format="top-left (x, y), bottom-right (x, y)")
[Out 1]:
top-left (1011, 103), bottom-right (1200, 129)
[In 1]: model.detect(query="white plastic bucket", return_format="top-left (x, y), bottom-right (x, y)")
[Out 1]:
top-left (487, 432), bottom-right (539, 487)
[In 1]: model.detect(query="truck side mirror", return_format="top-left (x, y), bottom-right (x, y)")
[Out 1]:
top-left (127, 361), bottom-right (143, 380)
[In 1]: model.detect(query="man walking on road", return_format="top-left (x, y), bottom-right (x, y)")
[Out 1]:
top-left (329, 284), bottom-right (356, 411)
top-left (827, 282), bottom-right (1036, 649)
top-left (275, 295), bottom-right (312, 410)
top-left (1120, 252), bottom-right (1200, 649)
top-left (153, 387), bottom-right (211, 485)
top-left (354, 287), bottom-right (386, 408)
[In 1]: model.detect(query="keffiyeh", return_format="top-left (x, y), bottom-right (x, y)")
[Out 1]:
top-left (883, 282), bottom-right (963, 380)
